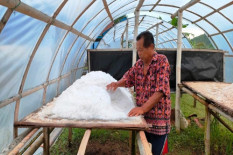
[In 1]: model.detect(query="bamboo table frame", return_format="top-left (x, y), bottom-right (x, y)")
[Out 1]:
top-left (180, 82), bottom-right (233, 155)
top-left (15, 106), bottom-right (152, 155)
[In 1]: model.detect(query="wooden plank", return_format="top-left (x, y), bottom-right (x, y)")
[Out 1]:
top-left (77, 129), bottom-right (91, 155)
top-left (136, 131), bottom-right (152, 155)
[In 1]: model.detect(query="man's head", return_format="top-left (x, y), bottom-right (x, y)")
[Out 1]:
top-left (136, 31), bottom-right (155, 61)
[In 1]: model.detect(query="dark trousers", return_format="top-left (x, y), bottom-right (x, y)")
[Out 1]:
top-left (145, 132), bottom-right (168, 155)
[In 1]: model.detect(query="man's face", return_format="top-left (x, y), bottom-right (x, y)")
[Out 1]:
top-left (136, 38), bottom-right (150, 60)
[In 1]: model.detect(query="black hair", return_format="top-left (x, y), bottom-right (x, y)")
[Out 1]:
top-left (136, 31), bottom-right (154, 48)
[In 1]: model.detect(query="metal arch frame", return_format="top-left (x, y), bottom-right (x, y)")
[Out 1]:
top-left (0, 8), bottom-right (13, 33)
top-left (149, 0), bottom-right (161, 12)
top-left (97, 15), bottom-right (188, 49)
top-left (13, 0), bottom-right (69, 138)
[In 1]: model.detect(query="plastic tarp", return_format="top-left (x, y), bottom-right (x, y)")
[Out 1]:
top-left (89, 49), bottom-right (224, 90)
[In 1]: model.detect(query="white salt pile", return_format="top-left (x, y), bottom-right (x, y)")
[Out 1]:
top-left (39, 71), bottom-right (139, 121)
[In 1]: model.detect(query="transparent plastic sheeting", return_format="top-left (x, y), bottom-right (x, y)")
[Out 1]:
top-left (225, 57), bottom-right (233, 83)
top-left (62, 37), bottom-right (86, 75)
top-left (24, 26), bottom-right (67, 90)
top-left (46, 83), bottom-right (58, 103)
top-left (73, 0), bottom-right (104, 32)
top-left (0, 102), bottom-right (15, 152)
top-left (22, 0), bottom-right (63, 16)
top-left (56, 0), bottom-right (93, 25)
top-left (49, 32), bottom-right (77, 81)
top-left (0, 5), bottom-right (7, 19)
top-left (98, 15), bottom-right (191, 49)
top-left (0, 12), bottom-right (46, 101)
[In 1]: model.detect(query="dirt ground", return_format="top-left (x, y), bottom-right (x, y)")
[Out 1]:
top-left (85, 139), bottom-right (139, 155)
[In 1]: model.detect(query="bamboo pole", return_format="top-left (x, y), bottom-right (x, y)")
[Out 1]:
top-left (43, 128), bottom-right (50, 155)
top-left (193, 98), bottom-right (197, 108)
top-left (204, 105), bottom-right (210, 155)
top-left (0, 0), bottom-right (94, 41)
top-left (149, 0), bottom-right (161, 12)
top-left (0, 66), bottom-right (81, 109)
top-left (3, 128), bottom-right (34, 154)
top-left (56, 36), bottom-right (79, 94)
top-left (126, 20), bottom-right (129, 48)
top-left (68, 128), bottom-right (73, 147)
top-left (12, 0), bottom-right (68, 138)
top-left (175, 11), bottom-right (183, 133)
top-left (136, 131), bottom-right (152, 155)
top-left (77, 129), bottom-right (91, 155)
top-left (171, 0), bottom-right (200, 19)
top-left (102, 0), bottom-right (114, 22)
top-left (133, 10), bottom-right (139, 66)
top-left (23, 135), bottom-right (43, 155)
top-left (193, 1), bottom-right (233, 24)
top-left (0, 8), bottom-right (13, 34)
top-left (146, 21), bottom-right (163, 31)
top-left (209, 111), bottom-right (233, 133)
top-left (9, 128), bottom-right (39, 155)
top-left (156, 25), bottom-right (159, 48)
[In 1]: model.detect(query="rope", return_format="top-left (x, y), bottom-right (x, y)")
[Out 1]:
top-left (12, 0), bottom-right (21, 10)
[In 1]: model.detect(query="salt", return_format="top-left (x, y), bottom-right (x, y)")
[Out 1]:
top-left (39, 71), bottom-right (139, 121)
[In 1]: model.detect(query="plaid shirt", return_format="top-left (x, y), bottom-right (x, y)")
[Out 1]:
top-left (123, 52), bottom-right (171, 135)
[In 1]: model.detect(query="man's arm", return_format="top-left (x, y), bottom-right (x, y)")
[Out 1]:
top-left (128, 91), bottom-right (163, 116)
top-left (106, 78), bottom-right (126, 91)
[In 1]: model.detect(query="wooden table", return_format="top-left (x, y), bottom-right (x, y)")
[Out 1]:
top-left (180, 82), bottom-right (233, 155)
top-left (15, 103), bottom-right (152, 155)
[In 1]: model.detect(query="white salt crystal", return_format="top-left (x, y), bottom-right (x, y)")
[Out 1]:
top-left (39, 71), bottom-right (139, 121)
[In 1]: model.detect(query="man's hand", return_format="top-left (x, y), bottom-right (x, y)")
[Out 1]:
top-left (128, 107), bottom-right (144, 117)
top-left (106, 82), bottom-right (118, 91)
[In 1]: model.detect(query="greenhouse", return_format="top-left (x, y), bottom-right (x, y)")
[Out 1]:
top-left (0, 0), bottom-right (233, 154)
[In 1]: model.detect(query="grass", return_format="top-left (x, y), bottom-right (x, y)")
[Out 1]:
top-left (51, 93), bottom-right (233, 155)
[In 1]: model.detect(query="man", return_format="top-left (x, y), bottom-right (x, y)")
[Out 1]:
top-left (107, 31), bottom-right (171, 155)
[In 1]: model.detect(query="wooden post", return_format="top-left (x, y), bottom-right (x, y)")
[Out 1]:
top-left (193, 98), bottom-right (197, 108)
top-left (136, 131), bottom-right (152, 155)
top-left (130, 130), bottom-right (136, 155)
top-left (205, 106), bottom-right (210, 155)
top-left (133, 10), bottom-right (139, 66)
top-left (68, 128), bottom-right (72, 147)
top-left (156, 25), bottom-right (159, 48)
top-left (126, 20), bottom-right (129, 48)
top-left (175, 11), bottom-right (183, 133)
top-left (43, 128), bottom-right (50, 155)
